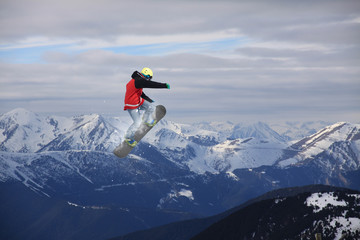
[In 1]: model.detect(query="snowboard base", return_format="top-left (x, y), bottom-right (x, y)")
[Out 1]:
top-left (113, 105), bottom-right (166, 158)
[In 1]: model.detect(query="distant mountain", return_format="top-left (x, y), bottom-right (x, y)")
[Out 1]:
top-left (1, 108), bottom-right (359, 239)
top-left (2, 108), bottom-right (352, 174)
top-left (230, 121), bottom-right (285, 142)
top-left (270, 121), bottom-right (332, 141)
top-left (110, 185), bottom-right (360, 240)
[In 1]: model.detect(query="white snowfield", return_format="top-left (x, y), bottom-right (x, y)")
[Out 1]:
top-left (306, 192), bottom-right (347, 213)
top-left (305, 192), bottom-right (360, 240)
top-left (0, 108), bottom-right (359, 175)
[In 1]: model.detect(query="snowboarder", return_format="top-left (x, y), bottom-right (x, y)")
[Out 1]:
top-left (123, 67), bottom-right (170, 147)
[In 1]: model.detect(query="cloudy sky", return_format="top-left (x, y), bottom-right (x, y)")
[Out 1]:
top-left (1, 0), bottom-right (359, 123)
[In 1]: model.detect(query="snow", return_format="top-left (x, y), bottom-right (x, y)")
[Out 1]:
top-left (274, 198), bottom-right (286, 204)
top-left (303, 122), bottom-right (346, 146)
top-left (178, 189), bottom-right (194, 200)
top-left (68, 201), bottom-right (86, 209)
top-left (157, 188), bottom-right (195, 209)
top-left (226, 171), bottom-right (240, 181)
top-left (143, 120), bottom-right (294, 173)
top-left (305, 192), bottom-right (347, 213)
top-left (67, 201), bottom-right (110, 210)
top-left (329, 216), bottom-right (360, 240)
top-left (188, 138), bottom-right (287, 173)
top-left (187, 157), bottom-right (219, 174)
top-left (277, 158), bottom-right (298, 167)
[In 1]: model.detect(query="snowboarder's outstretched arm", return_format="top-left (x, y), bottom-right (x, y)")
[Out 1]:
top-left (131, 71), bottom-right (169, 89)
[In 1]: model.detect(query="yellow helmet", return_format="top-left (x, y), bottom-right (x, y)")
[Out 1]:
top-left (141, 67), bottom-right (153, 80)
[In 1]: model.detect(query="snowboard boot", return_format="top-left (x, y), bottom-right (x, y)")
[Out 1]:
top-left (145, 119), bottom-right (157, 127)
top-left (125, 139), bottom-right (138, 147)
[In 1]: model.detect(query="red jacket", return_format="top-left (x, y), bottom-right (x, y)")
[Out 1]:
top-left (124, 71), bottom-right (167, 110)
top-left (124, 79), bottom-right (145, 110)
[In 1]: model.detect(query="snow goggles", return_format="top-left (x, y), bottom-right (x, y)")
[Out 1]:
top-left (143, 74), bottom-right (152, 80)
top-left (141, 73), bottom-right (152, 80)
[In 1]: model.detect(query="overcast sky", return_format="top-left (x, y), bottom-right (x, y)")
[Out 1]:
top-left (0, 0), bottom-right (359, 123)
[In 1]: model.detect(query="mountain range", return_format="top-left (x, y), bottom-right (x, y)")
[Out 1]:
top-left (0, 108), bottom-right (359, 239)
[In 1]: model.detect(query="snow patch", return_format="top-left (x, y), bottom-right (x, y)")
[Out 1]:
top-left (178, 189), bottom-right (194, 200)
top-left (305, 192), bottom-right (347, 213)
top-left (226, 171), bottom-right (240, 181)
top-left (329, 216), bottom-right (360, 240)
top-left (278, 158), bottom-right (298, 167)
top-left (157, 188), bottom-right (195, 209)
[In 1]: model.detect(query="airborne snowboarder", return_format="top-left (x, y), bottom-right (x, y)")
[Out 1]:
top-left (123, 67), bottom-right (170, 147)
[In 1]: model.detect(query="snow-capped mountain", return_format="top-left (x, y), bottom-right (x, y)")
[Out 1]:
top-left (230, 121), bottom-right (285, 142)
top-left (0, 109), bottom-right (289, 174)
top-left (1, 108), bottom-right (359, 176)
top-left (145, 121), bottom-right (295, 173)
top-left (1, 108), bottom-right (359, 239)
top-left (38, 114), bottom-right (123, 152)
top-left (0, 108), bottom-right (127, 153)
top-left (277, 122), bottom-right (360, 173)
top-left (0, 108), bottom-right (65, 152)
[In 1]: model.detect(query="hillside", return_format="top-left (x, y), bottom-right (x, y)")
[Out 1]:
top-left (111, 185), bottom-right (360, 240)
top-left (192, 187), bottom-right (360, 240)
top-left (0, 181), bottom-right (196, 240)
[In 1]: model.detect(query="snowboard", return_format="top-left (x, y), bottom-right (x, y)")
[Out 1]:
top-left (113, 105), bottom-right (166, 158)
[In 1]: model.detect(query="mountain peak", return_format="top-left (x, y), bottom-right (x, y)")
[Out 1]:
top-left (5, 107), bottom-right (31, 114)
top-left (230, 121), bottom-right (285, 142)
top-left (1, 108), bottom-right (40, 125)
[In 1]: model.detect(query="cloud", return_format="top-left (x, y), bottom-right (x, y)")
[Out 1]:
top-left (2, 49), bottom-right (359, 122)
top-left (0, 0), bottom-right (359, 123)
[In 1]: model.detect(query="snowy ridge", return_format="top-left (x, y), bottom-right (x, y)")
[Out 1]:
top-left (0, 108), bottom-right (359, 175)
top-left (295, 122), bottom-right (348, 156)
top-left (276, 122), bottom-right (360, 169)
